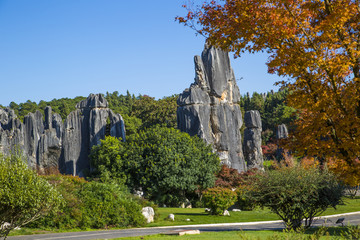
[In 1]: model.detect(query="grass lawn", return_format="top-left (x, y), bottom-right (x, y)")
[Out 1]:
top-left (147, 197), bottom-right (360, 227)
top-left (113, 227), bottom-right (352, 240)
top-left (8, 197), bottom-right (360, 237)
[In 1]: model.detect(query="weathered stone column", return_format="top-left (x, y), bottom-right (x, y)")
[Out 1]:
top-left (243, 110), bottom-right (264, 170)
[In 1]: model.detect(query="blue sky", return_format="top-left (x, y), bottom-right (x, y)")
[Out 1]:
top-left (0, 0), bottom-right (280, 106)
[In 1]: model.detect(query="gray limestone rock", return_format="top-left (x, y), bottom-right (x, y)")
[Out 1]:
top-left (277, 124), bottom-right (288, 139)
top-left (244, 110), bottom-right (262, 129)
top-left (37, 129), bottom-right (62, 173)
top-left (44, 106), bottom-right (52, 130)
top-left (276, 124), bottom-right (289, 159)
top-left (62, 94), bottom-right (125, 176)
top-left (76, 93), bottom-right (108, 109)
top-left (177, 45), bottom-right (246, 172)
top-left (52, 113), bottom-right (63, 139)
top-left (0, 94), bottom-right (125, 176)
top-left (243, 110), bottom-right (264, 170)
top-left (23, 112), bottom-right (41, 168)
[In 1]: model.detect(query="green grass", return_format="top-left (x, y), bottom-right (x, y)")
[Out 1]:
top-left (147, 197), bottom-right (360, 227)
top-left (8, 197), bottom-right (360, 237)
top-left (113, 227), bottom-right (353, 239)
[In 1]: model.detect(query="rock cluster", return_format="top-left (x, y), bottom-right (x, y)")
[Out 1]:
top-left (0, 94), bottom-right (125, 176)
top-left (177, 45), bottom-right (246, 172)
top-left (243, 110), bottom-right (264, 170)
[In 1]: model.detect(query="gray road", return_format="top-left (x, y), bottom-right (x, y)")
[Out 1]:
top-left (7, 212), bottom-right (360, 240)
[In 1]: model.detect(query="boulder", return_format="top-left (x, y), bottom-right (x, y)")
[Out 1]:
top-left (177, 45), bottom-right (246, 172)
top-left (142, 207), bottom-right (155, 223)
top-left (167, 214), bottom-right (175, 221)
top-left (223, 210), bottom-right (230, 216)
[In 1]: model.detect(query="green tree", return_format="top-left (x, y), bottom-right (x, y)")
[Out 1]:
top-left (131, 95), bottom-right (178, 130)
top-left (91, 126), bottom-right (220, 206)
top-left (0, 153), bottom-right (63, 239)
top-left (251, 165), bottom-right (343, 230)
top-left (105, 90), bottom-right (135, 116)
top-left (90, 136), bottom-right (126, 185)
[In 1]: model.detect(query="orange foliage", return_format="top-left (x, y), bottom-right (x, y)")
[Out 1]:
top-left (300, 156), bottom-right (320, 169)
top-left (328, 158), bottom-right (360, 188)
top-left (178, 0), bottom-right (360, 166)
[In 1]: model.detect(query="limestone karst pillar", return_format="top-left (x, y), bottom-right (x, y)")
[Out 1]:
top-left (177, 45), bottom-right (246, 172)
top-left (243, 110), bottom-right (264, 170)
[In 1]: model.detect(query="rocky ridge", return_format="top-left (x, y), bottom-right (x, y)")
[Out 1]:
top-left (0, 94), bottom-right (125, 176)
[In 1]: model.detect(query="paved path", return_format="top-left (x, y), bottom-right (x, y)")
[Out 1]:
top-left (8, 212), bottom-right (360, 240)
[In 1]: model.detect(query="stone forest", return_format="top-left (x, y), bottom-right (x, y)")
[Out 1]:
top-left (0, 45), bottom-right (287, 175)
top-left (2, 1), bottom-right (360, 239)
top-left (1, 45), bottom-right (358, 240)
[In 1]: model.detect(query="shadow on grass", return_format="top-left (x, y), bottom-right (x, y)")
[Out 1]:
top-left (175, 213), bottom-right (208, 216)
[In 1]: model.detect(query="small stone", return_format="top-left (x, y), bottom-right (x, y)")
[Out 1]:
top-left (232, 209), bottom-right (241, 212)
top-left (142, 207), bottom-right (155, 223)
top-left (168, 214), bottom-right (175, 221)
top-left (223, 210), bottom-right (230, 216)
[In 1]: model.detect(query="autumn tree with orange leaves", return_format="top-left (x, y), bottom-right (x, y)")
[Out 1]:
top-left (178, 0), bottom-right (360, 166)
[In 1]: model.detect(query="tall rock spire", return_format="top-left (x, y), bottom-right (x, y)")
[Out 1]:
top-left (177, 45), bottom-right (246, 172)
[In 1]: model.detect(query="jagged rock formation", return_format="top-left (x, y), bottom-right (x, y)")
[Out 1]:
top-left (243, 110), bottom-right (264, 170)
top-left (0, 94), bottom-right (125, 176)
top-left (276, 124), bottom-right (289, 159)
top-left (277, 124), bottom-right (289, 139)
top-left (177, 45), bottom-right (246, 172)
top-left (62, 94), bottom-right (125, 176)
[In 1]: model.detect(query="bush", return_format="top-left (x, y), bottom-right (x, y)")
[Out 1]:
top-left (30, 175), bottom-right (145, 229)
top-left (0, 154), bottom-right (63, 239)
top-left (215, 165), bottom-right (258, 211)
top-left (77, 181), bottom-right (145, 228)
top-left (251, 165), bottom-right (344, 230)
top-left (236, 185), bottom-right (256, 211)
top-left (202, 187), bottom-right (237, 215)
top-left (215, 165), bottom-right (244, 189)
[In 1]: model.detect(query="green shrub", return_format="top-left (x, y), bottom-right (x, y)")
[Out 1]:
top-left (236, 185), bottom-right (256, 211)
top-left (202, 187), bottom-right (237, 215)
top-left (30, 175), bottom-right (145, 229)
top-left (0, 153), bottom-right (63, 239)
top-left (251, 165), bottom-right (344, 230)
top-left (78, 181), bottom-right (145, 228)
top-left (341, 224), bottom-right (360, 240)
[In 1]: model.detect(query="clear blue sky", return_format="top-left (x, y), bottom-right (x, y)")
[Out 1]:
top-left (0, 0), bottom-right (280, 106)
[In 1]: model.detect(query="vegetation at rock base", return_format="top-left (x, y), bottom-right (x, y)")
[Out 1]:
top-left (178, 0), bottom-right (360, 166)
top-left (29, 174), bottom-right (146, 229)
top-left (0, 153), bottom-right (63, 239)
top-left (90, 126), bottom-right (220, 207)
